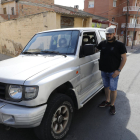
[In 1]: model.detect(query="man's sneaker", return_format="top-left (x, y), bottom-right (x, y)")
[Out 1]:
top-left (109, 105), bottom-right (116, 115)
top-left (98, 101), bottom-right (111, 107)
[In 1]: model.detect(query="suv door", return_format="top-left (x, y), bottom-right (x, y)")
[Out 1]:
top-left (78, 31), bottom-right (103, 104)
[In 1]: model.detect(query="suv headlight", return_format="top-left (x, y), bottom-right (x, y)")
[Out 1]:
top-left (6, 85), bottom-right (39, 102)
top-left (24, 86), bottom-right (38, 100)
top-left (9, 85), bottom-right (22, 100)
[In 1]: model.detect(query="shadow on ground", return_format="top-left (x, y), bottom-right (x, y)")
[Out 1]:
top-left (64, 90), bottom-right (138, 140)
top-left (0, 90), bottom-right (138, 140)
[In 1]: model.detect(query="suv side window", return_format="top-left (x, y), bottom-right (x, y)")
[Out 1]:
top-left (98, 30), bottom-right (106, 41)
top-left (82, 32), bottom-right (99, 53)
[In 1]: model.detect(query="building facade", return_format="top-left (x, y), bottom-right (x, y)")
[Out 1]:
top-left (0, 0), bottom-right (93, 29)
top-left (0, 0), bottom-right (54, 16)
top-left (0, 1), bottom-right (94, 56)
top-left (0, 11), bottom-right (93, 56)
top-left (84, 0), bottom-right (140, 46)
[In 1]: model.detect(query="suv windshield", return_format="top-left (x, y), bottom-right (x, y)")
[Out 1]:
top-left (22, 30), bottom-right (79, 55)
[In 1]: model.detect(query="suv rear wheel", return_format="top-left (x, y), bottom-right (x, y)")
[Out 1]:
top-left (34, 94), bottom-right (74, 140)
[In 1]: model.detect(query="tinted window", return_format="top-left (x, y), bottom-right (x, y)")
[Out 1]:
top-left (82, 32), bottom-right (99, 53)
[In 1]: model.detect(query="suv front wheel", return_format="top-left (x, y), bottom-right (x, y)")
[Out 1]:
top-left (34, 94), bottom-right (74, 140)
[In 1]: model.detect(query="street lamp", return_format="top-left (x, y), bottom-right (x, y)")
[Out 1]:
top-left (131, 7), bottom-right (140, 49)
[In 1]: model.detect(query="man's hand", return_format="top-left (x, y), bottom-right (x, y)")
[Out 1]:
top-left (112, 53), bottom-right (126, 78)
top-left (112, 70), bottom-right (120, 78)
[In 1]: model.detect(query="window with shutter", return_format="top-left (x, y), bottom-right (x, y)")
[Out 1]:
top-left (113, 1), bottom-right (116, 7)
top-left (3, 8), bottom-right (7, 14)
top-left (88, 1), bottom-right (94, 8)
top-left (11, 7), bottom-right (14, 15)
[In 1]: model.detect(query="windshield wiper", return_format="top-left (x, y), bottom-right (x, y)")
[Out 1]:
top-left (41, 51), bottom-right (67, 57)
top-left (22, 51), bottom-right (40, 54)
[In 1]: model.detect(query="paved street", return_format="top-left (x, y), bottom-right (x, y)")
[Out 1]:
top-left (0, 48), bottom-right (140, 140)
top-left (0, 54), bottom-right (11, 61)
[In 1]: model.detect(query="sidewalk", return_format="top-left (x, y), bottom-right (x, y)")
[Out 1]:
top-left (126, 44), bottom-right (140, 54)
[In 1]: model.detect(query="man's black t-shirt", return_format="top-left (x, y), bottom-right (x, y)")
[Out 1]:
top-left (97, 40), bottom-right (127, 72)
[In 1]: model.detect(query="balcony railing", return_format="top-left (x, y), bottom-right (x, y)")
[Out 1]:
top-left (121, 23), bottom-right (140, 28)
top-left (123, 6), bottom-right (140, 11)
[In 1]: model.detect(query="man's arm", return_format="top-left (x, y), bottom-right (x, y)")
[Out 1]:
top-left (96, 41), bottom-right (103, 50)
top-left (112, 53), bottom-right (127, 78)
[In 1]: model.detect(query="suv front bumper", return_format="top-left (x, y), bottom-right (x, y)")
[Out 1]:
top-left (0, 101), bottom-right (47, 128)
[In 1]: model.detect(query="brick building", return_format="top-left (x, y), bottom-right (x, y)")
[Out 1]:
top-left (84, 0), bottom-right (140, 46)
top-left (0, 0), bottom-right (54, 17)
top-left (0, 0), bottom-right (94, 28)
top-left (0, 10), bottom-right (93, 56)
top-left (0, 0), bottom-right (96, 56)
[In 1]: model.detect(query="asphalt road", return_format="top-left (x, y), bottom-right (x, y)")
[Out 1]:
top-left (0, 51), bottom-right (140, 140)
top-left (0, 54), bottom-right (11, 61)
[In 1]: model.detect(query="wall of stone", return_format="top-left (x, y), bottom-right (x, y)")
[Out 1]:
top-left (74, 17), bottom-right (92, 28)
top-left (0, 11), bottom-right (58, 56)
top-left (0, 11), bottom-right (92, 56)
top-left (0, 14), bottom-right (18, 20)
top-left (17, 1), bottom-right (53, 17)
top-left (74, 17), bottom-right (83, 27)
top-left (20, 0), bottom-right (54, 5)
top-left (0, 14), bottom-right (6, 21)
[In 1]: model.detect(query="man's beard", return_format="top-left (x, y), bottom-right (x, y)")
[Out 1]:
top-left (107, 36), bottom-right (115, 41)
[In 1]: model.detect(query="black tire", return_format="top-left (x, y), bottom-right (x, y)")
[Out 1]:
top-left (34, 94), bottom-right (74, 140)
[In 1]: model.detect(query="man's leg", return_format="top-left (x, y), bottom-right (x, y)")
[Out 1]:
top-left (98, 72), bottom-right (111, 107)
top-left (110, 90), bottom-right (117, 105)
top-left (105, 87), bottom-right (111, 102)
top-left (110, 91), bottom-right (117, 114)
top-left (109, 73), bottom-right (119, 115)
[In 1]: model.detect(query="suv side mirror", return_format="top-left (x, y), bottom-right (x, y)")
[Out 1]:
top-left (79, 44), bottom-right (97, 58)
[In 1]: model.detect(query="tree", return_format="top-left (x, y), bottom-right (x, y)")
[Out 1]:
top-left (92, 23), bottom-right (102, 28)
top-left (97, 23), bottom-right (102, 28)
top-left (92, 23), bottom-right (95, 28)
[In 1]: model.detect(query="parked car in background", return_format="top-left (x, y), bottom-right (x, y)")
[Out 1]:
top-left (0, 28), bottom-right (106, 140)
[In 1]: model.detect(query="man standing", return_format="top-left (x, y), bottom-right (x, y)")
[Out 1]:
top-left (97, 27), bottom-right (127, 115)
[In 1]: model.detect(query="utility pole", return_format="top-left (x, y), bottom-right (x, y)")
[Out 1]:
top-left (124, 0), bottom-right (129, 46)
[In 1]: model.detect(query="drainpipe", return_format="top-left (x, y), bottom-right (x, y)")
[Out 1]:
top-left (82, 19), bottom-right (85, 27)
top-left (8, 14), bottom-right (10, 20)
top-left (18, 3), bottom-right (19, 16)
top-left (116, 23), bottom-right (118, 35)
top-left (8, 4), bottom-right (10, 20)
top-left (125, 0), bottom-right (129, 46)
top-left (8, 4), bottom-right (9, 15)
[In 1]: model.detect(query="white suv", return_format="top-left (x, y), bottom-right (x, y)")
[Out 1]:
top-left (0, 28), bottom-right (106, 140)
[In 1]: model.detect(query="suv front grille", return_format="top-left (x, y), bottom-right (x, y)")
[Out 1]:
top-left (0, 83), bottom-right (6, 99)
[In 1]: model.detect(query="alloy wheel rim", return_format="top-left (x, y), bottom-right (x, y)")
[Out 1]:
top-left (51, 105), bottom-right (69, 134)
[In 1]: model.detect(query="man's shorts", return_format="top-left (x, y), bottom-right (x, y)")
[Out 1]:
top-left (101, 71), bottom-right (119, 91)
